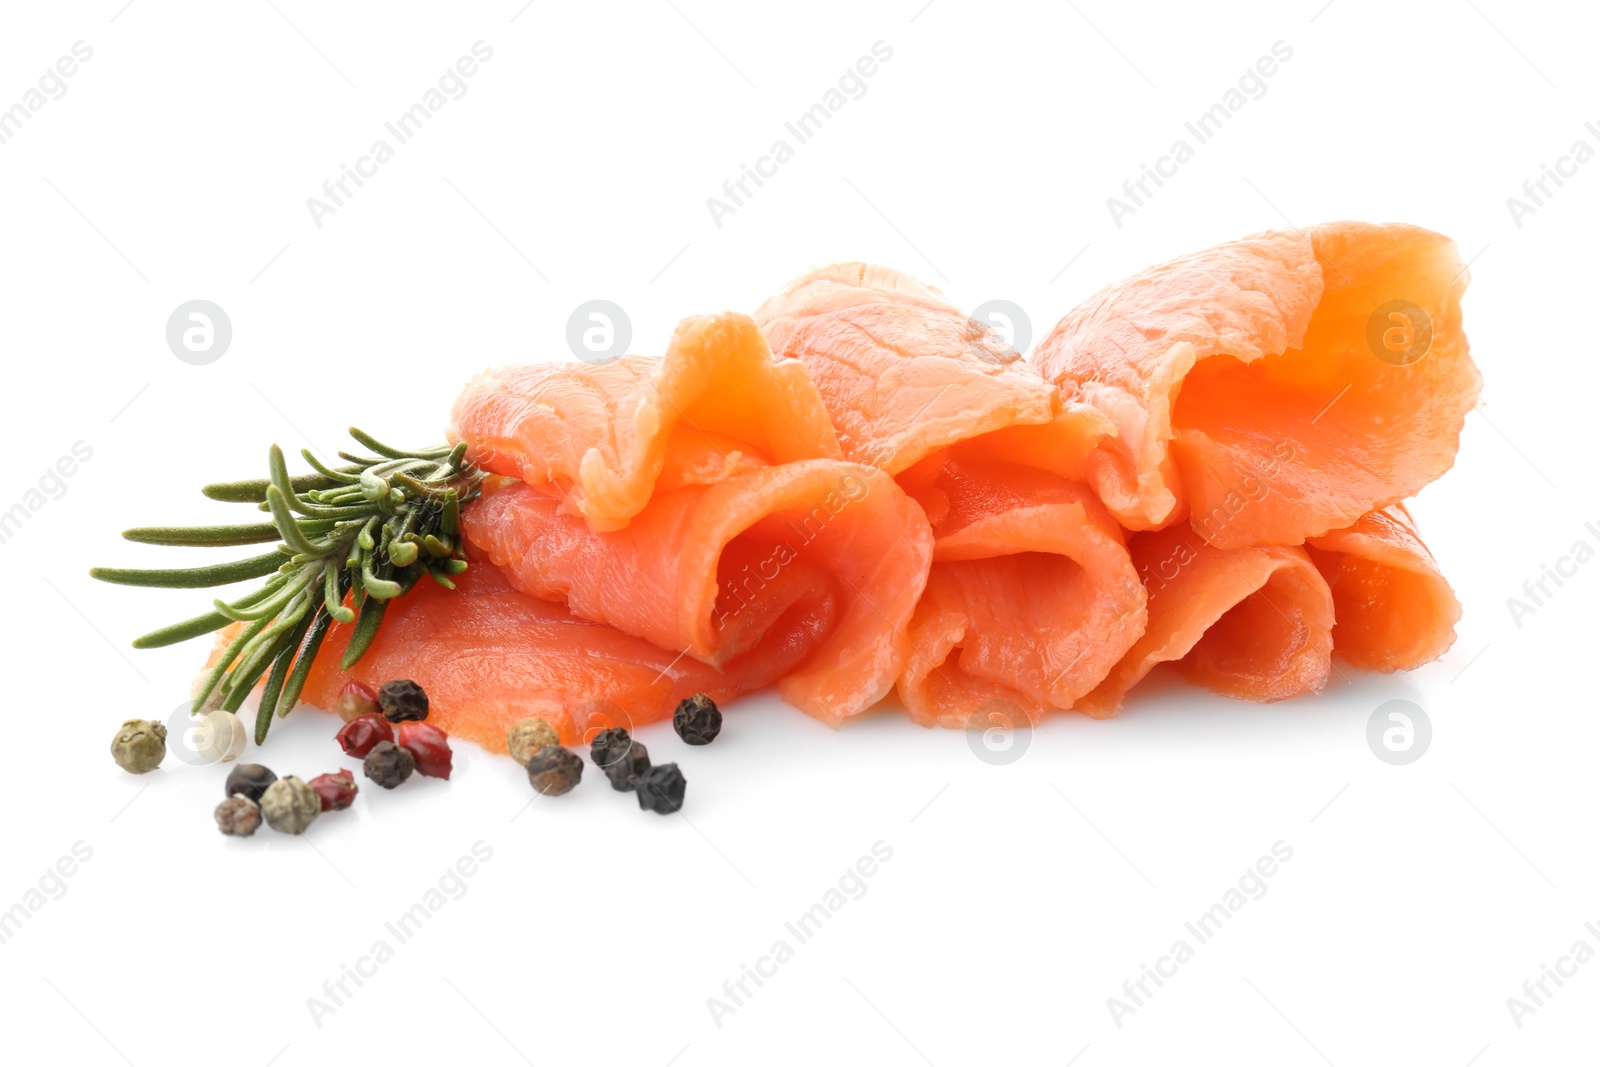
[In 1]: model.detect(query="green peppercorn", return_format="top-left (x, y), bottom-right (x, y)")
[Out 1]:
top-left (259, 776), bottom-right (320, 834)
top-left (378, 679), bottom-right (429, 723)
top-left (673, 694), bottom-right (722, 745)
top-left (364, 741), bottom-right (415, 789)
top-left (507, 718), bottom-right (562, 766)
top-left (224, 763), bottom-right (277, 803)
top-left (526, 745), bottom-right (583, 796)
top-left (214, 796), bottom-right (262, 837)
top-left (110, 719), bottom-right (167, 774)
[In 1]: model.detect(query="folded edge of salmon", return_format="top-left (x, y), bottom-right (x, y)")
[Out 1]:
top-left (448, 312), bottom-right (841, 532)
top-left (1077, 526), bottom-right (1335, 716)
top-left (755, 262), bottom-right (1110, 478)
top-left (462, 458), bottom-right (934, 727)
top-left (1033, 223), bottom-right (1482, 547)
top-left (896, 456), bottom-right (1146, 727)
top-left (1305, 503), bottom-right (1461, 671)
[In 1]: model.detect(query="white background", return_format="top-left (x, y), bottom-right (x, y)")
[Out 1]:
top-left (0, 1), bottom-right (1595, 1064)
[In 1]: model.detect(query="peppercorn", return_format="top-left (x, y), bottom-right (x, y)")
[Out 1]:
top-left (336, 680), bottom-right (381, 722)
top-left (214, 796), bottom-right (261, 837)
top-left (110, 719), bottom-right (167, 774)
top-left (507, 718), bottom-right (562, 766)
top-left (589, 726), bottom-right (632, 769)
top-left (195, 709), bottom-right (248, 764)
top-left (526, 745), bottom-right (583, 796)
top-left (224, 763), bottom-right (277, 803)
top-left (673, 693), bottom-right (722, 745)
top-left (635, 763), bottom-right (686, 814)
top-left (364, 741), bottom-right (415, 789)
top-left (336, 714), bottom-right (394, 758)
top-left (397, 722), bottom-right (453, 780)
top-left (308, 770), bottom-right (358, 811)
top-left (260, 776), bottom-right (320, 834)
top-left (378, 679), bottom-right (429, 723)
top-left (604, 741), bottom-right (650, 792)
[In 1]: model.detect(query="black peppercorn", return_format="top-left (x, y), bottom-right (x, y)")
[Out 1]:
top-left (363, 741), bottom-right (415, 789)
top-left (224, 763), bottom-right (277, 803)
top-left (636, 763), bottom-right (686, 814)
top-left (603, 741), bottom-right (650, 792)
top-left (589, 726), bottom-right (632, 769)
top-left (378, 679), bottom-right (429, 723)
top-left (527, 745), bottom-right (583, 796)
top-left (673, 694), bottom-right (721, 745)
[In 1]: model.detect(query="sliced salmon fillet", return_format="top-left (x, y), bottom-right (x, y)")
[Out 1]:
top-left (462, 456), bottom-right (933, 726)
top-left (1033, 223), bottom-right (1482, 547)
top-left (449, 312), bottom-right (841, 532)
top-left (755, 263), bottom-right (1110, 478)
top-left (296, 559), bottom-right (789, 752)
top-left (896, 455), bottom-right (1146, 726)
top-left (1078, 526), bottom-right (1335, 716)
top-left (1306, 503), bottom-right (1460, 671)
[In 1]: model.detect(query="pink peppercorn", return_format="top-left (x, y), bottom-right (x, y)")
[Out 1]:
top-left (336, 714), bottom-right (394, 758)
top-left (397, 721), bottom-right (453, 780)
top-left (336, 680), bottom-right (380, 723)
top-left (308, 769), bottom-right (359, 811)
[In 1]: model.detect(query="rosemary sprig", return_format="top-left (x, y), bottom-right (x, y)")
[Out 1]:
top-left (91, 428), bottom-right (485, 743)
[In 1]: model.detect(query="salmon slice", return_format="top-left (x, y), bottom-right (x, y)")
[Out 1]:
top-left (896, 455), bottom-right (1147, 726)
top-left (449, 312), bottom-right (841, 532)
top-left (461, 456), bottom-right (934, 726)
top-left (296, 559), bottom-right (789, 752)
top-left (1078, 526), bottom-right (1335, 716)
top-left (1305, 504), bottom-right (1460, 671)
top-left (1033, 223), bottom-right (1482, 546)
top-left (757, 263), bottom-right (1143, 725)
top-left (755, 262), bottom-right (1110, 478)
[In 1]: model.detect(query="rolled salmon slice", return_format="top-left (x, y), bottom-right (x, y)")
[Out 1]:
top-left (449, 312), bottom-right (841, 532)
top-left (1034, 222), bottom-right (1482, 547)
top-left (757, 263), bottom-right (1138, 725)
top-left (896, 456), bottom-right (1146, 726)
top-left (462, 456), bottom-right (933, 726)
top-left (1078, 526), bottom-right (1335, 717)
top-left (288, 559), bottom-right (789, 752)
top-left (1306, 503), bottom-right (1460, 671)
top-left (755, 262), bottom-right (1110, 478)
